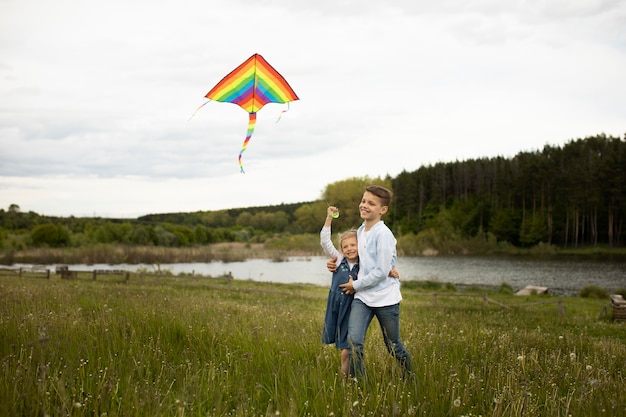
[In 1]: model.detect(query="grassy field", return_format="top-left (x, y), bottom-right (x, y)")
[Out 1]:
top-left (1, 272), bottom-right (625, 417)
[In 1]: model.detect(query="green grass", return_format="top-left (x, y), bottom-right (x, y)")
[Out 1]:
top-left (1, 275), bottom-right (625, 416)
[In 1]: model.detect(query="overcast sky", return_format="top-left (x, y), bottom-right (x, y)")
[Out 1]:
top-left (1, 0), bottom-right (624, 218)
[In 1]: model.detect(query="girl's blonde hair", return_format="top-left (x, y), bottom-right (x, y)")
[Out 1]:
top-left (338, 229), bottom-right (358, 247)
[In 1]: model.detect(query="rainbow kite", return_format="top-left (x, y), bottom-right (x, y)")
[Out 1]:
top-left (198, 53), bottom-right (299, 173)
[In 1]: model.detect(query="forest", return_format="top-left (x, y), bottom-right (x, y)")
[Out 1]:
top-left (1, 134), bottom-right (624, 257)
top-left (393, 133), bottom-right (625, 249)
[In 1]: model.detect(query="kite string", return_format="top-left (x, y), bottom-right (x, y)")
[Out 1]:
top-left (275, 102), bottom-right (291, 123)
top-left (188, 99), bottom-right (211, 121)
top-left (238, 112), bottom-right (257, 173)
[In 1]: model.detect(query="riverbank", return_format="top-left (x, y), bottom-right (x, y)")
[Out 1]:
top-left (3, 242), bottom-right (626, 266)
top-left (0, 242), bottom-right (317, 265)
top-left (5, 253), bottom-right (625, 298)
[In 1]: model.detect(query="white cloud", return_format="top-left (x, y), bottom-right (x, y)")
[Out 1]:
top-left (1, 0), bottom-right (624, 216)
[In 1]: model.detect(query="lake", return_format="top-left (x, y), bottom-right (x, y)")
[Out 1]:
top-left (14, 256), bottom-right (626, 296)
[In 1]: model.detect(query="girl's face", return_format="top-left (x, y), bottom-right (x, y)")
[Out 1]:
top-left (340, 236), bottom-right (358, 263)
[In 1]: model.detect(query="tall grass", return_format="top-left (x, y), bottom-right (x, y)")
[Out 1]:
top-left (1, 275), bottom-right (624, 416)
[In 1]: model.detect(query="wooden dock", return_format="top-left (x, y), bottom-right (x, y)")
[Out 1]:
top-left (515, 285), bottom-right (549, 296)
top-left (610, 294), bottom-right (626, 322)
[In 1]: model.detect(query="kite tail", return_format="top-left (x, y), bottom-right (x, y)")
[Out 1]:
top-left (275, 102), bottom-right (291, 123)
top-left (238, 112), bottom-right (257, 173)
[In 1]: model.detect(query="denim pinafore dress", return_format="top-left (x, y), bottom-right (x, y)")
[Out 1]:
top-left (322, 257), bottom-right (359, 349)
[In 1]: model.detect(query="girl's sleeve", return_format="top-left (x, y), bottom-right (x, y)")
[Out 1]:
top-left (320, 226), bottom-right (341, 258)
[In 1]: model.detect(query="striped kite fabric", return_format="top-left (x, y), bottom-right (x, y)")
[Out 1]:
top-left (204, 54), bottom-right (299, 173)
top-left (206, 53), bottom-right (299, 113)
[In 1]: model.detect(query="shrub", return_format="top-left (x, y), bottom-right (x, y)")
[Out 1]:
top-left (30, 223), bottom-right (70, 247)
top-left (498, 282), bottom-right (515, 295)
top-left (402, 280), bottom-right (456, 292)
top-left (579, 285), bottom-right (609, 299)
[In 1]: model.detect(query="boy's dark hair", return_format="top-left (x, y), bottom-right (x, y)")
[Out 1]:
top-left (365, 185), bottom-right (393, 207)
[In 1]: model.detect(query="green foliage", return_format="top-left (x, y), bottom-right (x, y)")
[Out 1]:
top-left (324, 176), bottom-right (393, 228)
top-left (292, 202), bottom-right (324, 234)
top-left (519, 214), bottom-right (549, 247)
top-left (401, 279), bottom-right (457, 292)
top-left (127, 225), bottom-right (157, 245)
top-left (392, 134), bottom-right (626, 248)
top-left (528, 241), bottom-right (559, 255)
top-left (579, 285), bottom-right (609, 299)
top-left (489, 208), bottom-right (521, 245)
top-left (30, 223), bottom-right (71, 247)
top-left (236, 210), bottom-right (290, 233)
top-left (265, 233), bottom-right (319, 252)
top-left (498, 282), bottom-right (515, 295)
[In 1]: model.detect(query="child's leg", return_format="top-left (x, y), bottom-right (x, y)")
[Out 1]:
top-left (376, 303), bottom-right (413, 374)
top-left (340, 348), bottom-right (350, 377)
top-left (347, 299), bottom-right (374, 377)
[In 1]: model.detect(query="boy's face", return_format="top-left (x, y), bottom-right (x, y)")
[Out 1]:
top-left (340, 236), bottom-right (358, 263)
top-left (359, 191), bottom-right (388, 221)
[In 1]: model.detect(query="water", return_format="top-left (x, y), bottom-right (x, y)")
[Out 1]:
top-left (12, 256), bottom-right (626, 296)
top-left (398, 256), bottom-right (626, 296)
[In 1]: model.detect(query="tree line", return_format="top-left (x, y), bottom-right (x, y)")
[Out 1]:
top-left (1, 134), bottom-right (624, 252)
top-left (392, 133), bottom-right (625, 248)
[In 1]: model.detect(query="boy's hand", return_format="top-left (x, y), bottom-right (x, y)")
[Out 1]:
top-left (340, 276), bottom-right (355, 295)
top-left (327, 256), bottom-right (338, 272)
top-left (389, 267), bottom-right (400, 279)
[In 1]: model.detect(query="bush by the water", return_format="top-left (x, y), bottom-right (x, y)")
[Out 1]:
top-left (579, 285), bottom-right (609, 299)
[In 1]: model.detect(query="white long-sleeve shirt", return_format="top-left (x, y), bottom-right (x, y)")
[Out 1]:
top-left (352, 220), bottom-right (402, 307)
top-left (320, 226), bottom-right (342, 260)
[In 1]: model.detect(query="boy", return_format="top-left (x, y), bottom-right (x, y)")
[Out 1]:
top-left (334, 185), bottom-right (413, 378)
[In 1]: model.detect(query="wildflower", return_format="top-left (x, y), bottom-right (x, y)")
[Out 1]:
top-left (569, 352), bottom-right (576, 361)
top-left (352, 401), bottom-right (359, 407)
top-left (517, 355), bottom-right (524, 361)
top-left (559, 336), bottom-right (564, 340)
top-left (73, 402), bottom-right (82, 409)
top-left (586, 365), bottom-right (593, 371)
top-left (453, 397), bottom-right (461, 407)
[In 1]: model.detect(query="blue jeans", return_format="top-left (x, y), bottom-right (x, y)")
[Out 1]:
top-left (348, 299), bottom-right (413, 377)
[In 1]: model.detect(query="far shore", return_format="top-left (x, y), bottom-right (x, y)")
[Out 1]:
top-left (2, 242), bottom-right (626, 267)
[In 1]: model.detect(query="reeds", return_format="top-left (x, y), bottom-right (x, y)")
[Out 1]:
top-left (1, 243), bottom-right (319, 266)
top-left (1, 275), bottom-right (624, 416)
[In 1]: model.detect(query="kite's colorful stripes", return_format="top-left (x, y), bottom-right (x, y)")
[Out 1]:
top-left (206, 54), bottom-right (299, 113)
top-left (204, 53), bottom-right (299, 173)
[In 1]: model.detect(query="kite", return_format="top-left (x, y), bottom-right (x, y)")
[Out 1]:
top-left (195, 53), bottom-right (299, 173)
